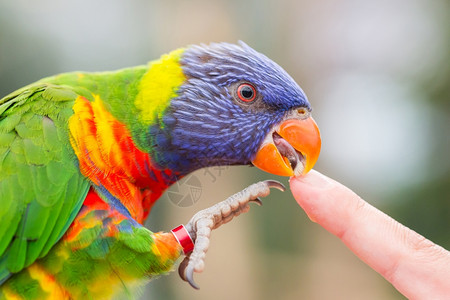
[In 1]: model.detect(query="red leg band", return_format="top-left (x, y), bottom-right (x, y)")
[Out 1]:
top-left (171, 225), bottom-right (194, 254)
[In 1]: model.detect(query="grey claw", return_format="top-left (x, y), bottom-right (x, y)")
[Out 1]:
top-left (264, 180), bottom-right (286, 192)
top-left (185, 265), bottom-right (200, 290)
top-left (178, 257), bottom-right (189, 282)
top-left (249, 197), bottom-right (263, 206)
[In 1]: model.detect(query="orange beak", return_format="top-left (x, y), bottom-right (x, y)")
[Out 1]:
top-left (251, 117), bottom-right (321, 177)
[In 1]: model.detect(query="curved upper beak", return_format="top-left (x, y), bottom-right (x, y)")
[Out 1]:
top-left (251, 116), bottom-right (321, 177)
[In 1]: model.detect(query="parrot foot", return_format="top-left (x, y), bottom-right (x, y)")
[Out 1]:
top-left (176, 180), bottom-right (285, 289)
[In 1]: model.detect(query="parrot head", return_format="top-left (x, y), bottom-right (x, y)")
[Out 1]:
top-left (146, 42), bottom-right (321, 177)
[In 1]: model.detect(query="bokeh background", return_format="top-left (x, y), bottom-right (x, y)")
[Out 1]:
top-left (1, 0), bottom-right (448, 299)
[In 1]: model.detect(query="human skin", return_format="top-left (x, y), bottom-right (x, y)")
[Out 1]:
top-left (290, 170), bottom-right (450, 300)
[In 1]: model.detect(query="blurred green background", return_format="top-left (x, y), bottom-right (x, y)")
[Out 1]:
top-left (1, 0), bottom-right (448, 299)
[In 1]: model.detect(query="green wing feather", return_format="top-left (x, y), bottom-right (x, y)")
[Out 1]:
top-left (0, 83), bottom-right (90, 283)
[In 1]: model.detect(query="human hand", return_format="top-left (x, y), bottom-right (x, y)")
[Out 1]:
top-left (290, 170), bottom-right (450, 299)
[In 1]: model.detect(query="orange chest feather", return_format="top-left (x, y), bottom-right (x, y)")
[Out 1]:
top-left (68, 95), bottom-right (177, 223)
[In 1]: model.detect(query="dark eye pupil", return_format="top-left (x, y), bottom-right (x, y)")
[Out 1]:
top-left (240, 86), bottom-right (254, 99)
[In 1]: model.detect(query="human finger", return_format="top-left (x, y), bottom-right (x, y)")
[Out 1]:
top-left (290, 170), bottom-right (450, 299)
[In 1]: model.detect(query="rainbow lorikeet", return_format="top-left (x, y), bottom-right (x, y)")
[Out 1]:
top-left (0, 42), bottom-right (321, 299)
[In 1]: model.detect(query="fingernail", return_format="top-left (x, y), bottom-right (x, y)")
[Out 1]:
top-left (289, 169), bottom-right (333, 189)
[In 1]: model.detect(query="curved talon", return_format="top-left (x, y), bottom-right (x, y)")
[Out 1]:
top-left (178, 257), bottom-right (190, 282)
top-left (185, 265), bottom-right (200, 290)
top-left (264, 180), bottom-right (286, 192)
top-left (249, 197), bottom-right (263, 206)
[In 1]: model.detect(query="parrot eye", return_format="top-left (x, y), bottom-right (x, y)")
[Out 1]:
top-left (237, 83), bottom-right (257, 102)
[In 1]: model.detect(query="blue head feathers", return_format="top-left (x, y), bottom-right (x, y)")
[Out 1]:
top-left (149, 41), bottom-right (311, 173)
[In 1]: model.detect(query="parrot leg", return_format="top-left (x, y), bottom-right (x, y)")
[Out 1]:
top-left (177, 180), bottom-right (285, 289)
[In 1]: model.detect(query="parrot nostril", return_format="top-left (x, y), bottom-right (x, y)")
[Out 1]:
top-left (297, 108), bottom-right (307, 116)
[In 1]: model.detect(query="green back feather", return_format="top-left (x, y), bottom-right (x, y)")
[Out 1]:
top-left (0, 83), bottom-right (90, 283)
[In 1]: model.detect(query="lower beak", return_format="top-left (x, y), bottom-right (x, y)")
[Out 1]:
top-left (251, 117), bottom-right (321, 177)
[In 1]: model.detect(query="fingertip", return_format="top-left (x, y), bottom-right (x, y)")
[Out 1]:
top-left (289, 170), bottom-right (329, 222)
top-left (290, 169), bottom-right (333, 187)
top-left (289, 170), bottom-right (357, 226)
top-left (289, 170), bottom-right (334, 201)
